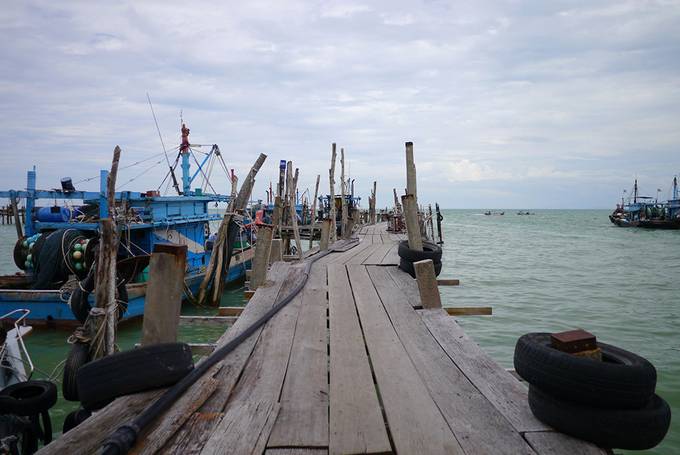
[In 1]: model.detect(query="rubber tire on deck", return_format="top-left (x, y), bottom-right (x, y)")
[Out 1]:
top-left (0, 380), bottom-right (58, 416)
top-left (76, 343), bottom-right (194, 411)
top-left (397, 240), bottom-right (443, 263)
top-left (514, 333), bottom-right (656, 409)
top-left (528, 386), bottom-right (671, 450)
top-left (62, 342), bottom-right (90, 401)
top-left (62, 407), bottom-right (91, 434)
top-left (399, 257), bottom-right (442, 278)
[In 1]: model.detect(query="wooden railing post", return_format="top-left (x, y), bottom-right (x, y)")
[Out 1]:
top-left (141, 243), bottom-right (187, 345)
top-left (414, 259), bottom-right (441, 309)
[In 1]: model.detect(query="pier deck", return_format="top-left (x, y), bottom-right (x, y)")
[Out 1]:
top-left (40, 222), bottom-right (605, 455)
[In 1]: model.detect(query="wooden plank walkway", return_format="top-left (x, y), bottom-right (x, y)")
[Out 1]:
top-left (39, 222), bottom-right (607, 455)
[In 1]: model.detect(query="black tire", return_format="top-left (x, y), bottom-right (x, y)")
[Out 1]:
top-left (528, 386), bottom-right (671, 450)
top-left (69, 274), bottom-right (128, 323)
top-left (0, 380), bottom-right (58, 416)
top-left (514, 333), bottom-right (656, 408)
top-left (399, 257), bottom-right (442, 278)
top-left (62, 342), bottom-right (90, 401)
top-left (62, 407), bottom-right (91, 434)
top-left (77, 343), bottom-right (194, 411)
top-left (398, 240), bottom-right (443, 263)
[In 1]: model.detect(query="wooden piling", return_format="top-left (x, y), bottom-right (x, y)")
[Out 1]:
top-left (329, 143), bottom-right (337, 243)
top-left (141, 244), bottom-right (188, 345)
top-left (340, 148), bottom-right (348, 239)
top-left (287, 163), bottom-right (303, 258)
top-left (94, 146), bottom-right (121, 357)
top-left (414, 259), bottom-right (441, 309)
top-left (319, 218), bottom-right (332, 251)
top-left (402, 194), bottom-right (423, 251)
top-left (270, 238), bottom-right (283, 264)
top-left (308, 174), bottom-right (320, 249)
top-left (405, 141), bottom-right (417, 199)
top-left (10, 195), bottom-right (22, 239)
top-left (251, 225), bottom-right (273, 289)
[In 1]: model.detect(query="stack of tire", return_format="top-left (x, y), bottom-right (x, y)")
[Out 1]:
top-left (61, 343), bottom-right (194, 434)
top-left (397, 240), bottom-right (443, 278)
top-left (514, 333), bottom-right (671, 450)
top-left (0, 380), bottom-right (57, 453)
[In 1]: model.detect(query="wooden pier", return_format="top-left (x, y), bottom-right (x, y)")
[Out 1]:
top-left (39, 221), bottom-right (606, 455)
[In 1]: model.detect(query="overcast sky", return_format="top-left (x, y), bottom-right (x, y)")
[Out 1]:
top-left (2, 1), bottom-right (679, 208)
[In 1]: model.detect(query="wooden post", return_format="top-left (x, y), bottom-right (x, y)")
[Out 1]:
top-left (308, 174), bottom-right (320, 249)
top-left (329, 143), bottom-right (337, 243)
top-left (435, 203), bottom-right (444, 244)
top-left (414, 259), bottom-right (441, 309)
top-left (402, 194), bottom-right (423, 251)
top-left (393, 188), bottom-right (401, 213)
top-left (269, 238), bottom-right (283, 264)
top-left (340, 148), bottom-right (348, 239)
top-left (10, 195), bottom-right (22, 239)
top-left (197, 153), bottom-right (267, 305)
top-left (141, 244), bottom-right (187, 345)
top-left (319, 218), bottom-right (332, 251)
top-left (251, 225), bottom-right (273, 289)
top-left (288, 164), bottom-right (303, 258)
top-left (405, 141), bottom-right (417, 199)
top-left (94, 146), bottom-right (121, 357)
top-left (371, 181), bottom-right (377, 224)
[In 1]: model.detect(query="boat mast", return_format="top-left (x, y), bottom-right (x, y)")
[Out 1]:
top-left (674, 176), bottom-right (678, 201)
top-left (180, 123), bottom-right (191, 195)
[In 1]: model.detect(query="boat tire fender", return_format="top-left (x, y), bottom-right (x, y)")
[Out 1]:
top-left (62, 407), bottom-right (92, 434)
top-left (0, 380), bottom-right (58, 416)
top-left (69, 274), bottom-right (128, 323)
top-left (397, 240), bottom-right (443, 264)
top-left (63, 342), bottom-right (90, 401)
top-left (77, 343), bottom-right (194, 411)
top-left (528, 386), bottom-right (671, 450)
top-left (514, 333), bottom-right (656, 409)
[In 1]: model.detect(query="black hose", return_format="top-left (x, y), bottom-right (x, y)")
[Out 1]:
top-left (100, 236), bottom-right (358, 455)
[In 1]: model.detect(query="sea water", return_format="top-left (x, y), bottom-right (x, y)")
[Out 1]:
top-left (0, 211), bottom-right (678, 453)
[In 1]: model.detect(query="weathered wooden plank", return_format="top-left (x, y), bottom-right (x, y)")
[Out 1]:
top-left (327, 264), bottom-right (392, 455)
top-left (523, 431), bottom-right (608, 455)
top-left (367, 266), bottom-right (535, 455)
top-left (217, 306), bottom-right (244, 317)
top-left (131, 374), bottom-right (219, 455)
top-left (381, 244), bottom-right (399, 266)
top-left (361, 244), bottom-right (392, 265)
top-left (362, 234), bottom-right (374, 244)
top-left (347, 265), bottom-right (463, 454)
top-left (419, 309), bottom-right (549, 432)
top-left (266, 449), bottom-right (328, 455)
top-left (386, 266), bottom-right (421, 306)
top-left (414, 259), bottom-right (442, 309)
top-left (267, 263), bottom-right (329, 448)
top-left (326, 241), bottom-right (373, 265)
top-left (179, 315), bottom-right (238, 326)
top-left (444, 307), bottom-right (492, 316)
top-left (345, 243), bottom-right (382, 265)
top-left (438, 279), bottom-right (460, 286)
top-left (200, 266), bottom-right (306, 453)
top-left (162, 263), bottom-right (293, 453)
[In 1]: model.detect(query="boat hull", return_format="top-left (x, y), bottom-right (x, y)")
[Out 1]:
top-left (0, 254), bottom-right (251, 327)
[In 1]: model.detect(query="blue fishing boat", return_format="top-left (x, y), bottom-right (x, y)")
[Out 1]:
top-left (0, 125), bottom-right (253, 327)
top-left (609, 177), bottom-right (680, 229)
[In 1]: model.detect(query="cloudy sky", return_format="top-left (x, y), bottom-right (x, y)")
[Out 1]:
top-left (2, 0), bottom-right (679, 208)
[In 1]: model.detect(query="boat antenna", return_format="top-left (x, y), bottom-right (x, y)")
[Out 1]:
top-left (147, 92), bottom-right (181, 195)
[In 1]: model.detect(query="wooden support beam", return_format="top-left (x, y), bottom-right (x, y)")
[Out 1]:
top-left (251, 225), bottom-right (273, 290)
top-left (445, 307), bottom-right (492, 316)
top-left (319, 218), bottom-right (332, 251)
top-left (402, 194), bottom-right (423, 251)
top-left (340, 148), bottom-right (348, 239)
top-left (328, 143), bottom-right (337, 243)
top-left (437, 279), bottom-right (460, 286)
top-left (308, 174), bottom-right (320, 249)
top-left (141, 243), bottom-right (188, 346)
top-left (269, 238), bottom-right (283, 264)
top-left (179, 315), bottom-right (238, 326)
top-left (414, 259), bottom-right (441, 309)
top-left (218, 306), bottom-right (244, 317)
top-left (244, 290), bottom-right (256, 300)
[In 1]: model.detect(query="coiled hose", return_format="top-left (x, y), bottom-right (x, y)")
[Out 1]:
top-left (100, 235), bottom-right (358, 455)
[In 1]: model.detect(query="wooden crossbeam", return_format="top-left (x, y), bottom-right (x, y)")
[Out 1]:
top-left (438, 279), bottom-right (460, 286)
top-left (445, 307), bottom-right (492, 316)
top-left (218, 306), bottom-right (245, 317)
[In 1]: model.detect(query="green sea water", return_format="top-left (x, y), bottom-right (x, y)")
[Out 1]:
top-left (0, 211), bottom-right (678, 453)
